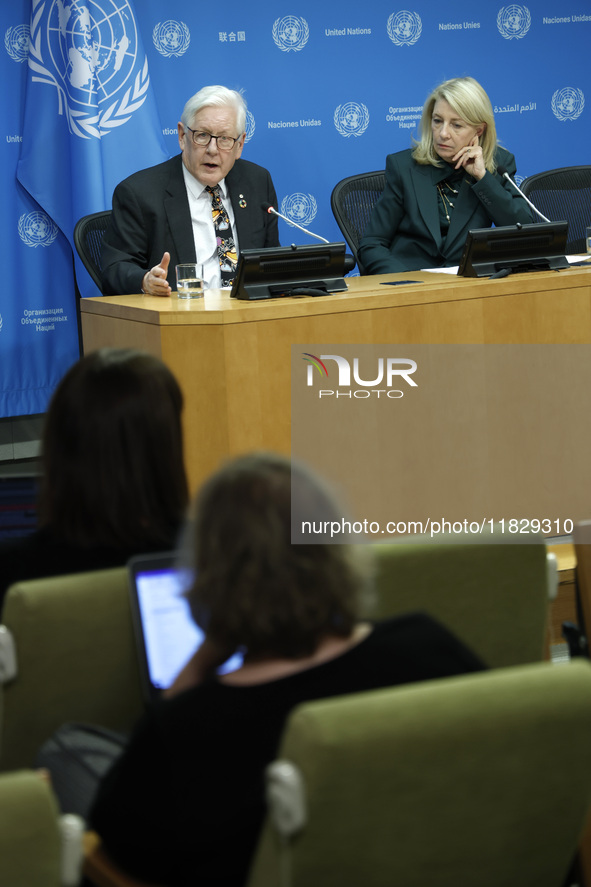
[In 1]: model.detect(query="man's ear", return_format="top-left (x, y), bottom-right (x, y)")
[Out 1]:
top-left (235, 132), bottom-right (246, 159)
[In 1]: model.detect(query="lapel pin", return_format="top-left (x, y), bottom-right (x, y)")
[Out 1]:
top-left (238, 194), bottom-right (247, 208)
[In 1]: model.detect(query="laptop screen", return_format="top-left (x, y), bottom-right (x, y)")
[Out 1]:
top-left (128, 552), bottom-right (243, 702)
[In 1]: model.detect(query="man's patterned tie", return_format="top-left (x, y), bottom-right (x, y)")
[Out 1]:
top-left (206, 185), bottom-right (238, 286)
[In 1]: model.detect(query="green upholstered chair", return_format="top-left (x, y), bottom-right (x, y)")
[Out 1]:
top-left (0, 769), bottom-right (84, 887)
top-left (248, 660), bottom-right (591, 887)
top-left (0, 567), bottom-right (143, 773)
top-left (365, 538), bottom-right (551, 668)
top-left (0, 539), bottom-right (551, 772)
top-left (83, 661), bottom-right (591, 887)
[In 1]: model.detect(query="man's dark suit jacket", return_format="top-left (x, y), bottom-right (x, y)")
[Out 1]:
top-left (358, 146), bottom-right (533, 275)
top-left (101, 155), bottom-right (280, 295)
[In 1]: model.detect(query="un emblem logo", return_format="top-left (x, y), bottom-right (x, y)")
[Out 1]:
top-left (28, 0), bottom-right (150, 138)
top-left (244, 110), bottom-right (256, 143)
top-left (152, 21), bottom-right (190, 58)
top-left (281, 194), bottom-right (318, 227)
top-left (387, 11), bottom-right (422, 46)
top-left (552, 88), bottom-right (585, 121)
top-left (272, 16), bottom-right (309, 52)
top-left (5, 24), bottom-right (30, 62)
top-left (497, 5), bottom-right (531, 39)
top-left (334, 102), bottom-right (369, 138)
top-left (18, 212), bottom-right (59, 248)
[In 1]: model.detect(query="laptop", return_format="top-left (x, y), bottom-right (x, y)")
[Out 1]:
top-left (127, 551), bottom-right (243, 702)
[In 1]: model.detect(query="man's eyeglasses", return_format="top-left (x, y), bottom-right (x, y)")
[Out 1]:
top-left (184, 127), bottom-right (240, 152)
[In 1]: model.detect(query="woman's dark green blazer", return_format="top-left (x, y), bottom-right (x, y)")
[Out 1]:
top-left (358, 146), bottom-right (533, 274)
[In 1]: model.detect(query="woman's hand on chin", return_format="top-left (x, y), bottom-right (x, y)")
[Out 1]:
top-left (452, 136), bottom-right (486, 181)
top-left (163, 637), bottom-right (237, 698)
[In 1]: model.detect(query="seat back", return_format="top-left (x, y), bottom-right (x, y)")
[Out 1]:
top-left (0, 567), bottom-right (143, 772)
top-left (330, 171), bottom-right (385, 271)
top-left (364, 539), bottom-right (549, 667)
top-left (0, 770), bottom-right (64, 887)
top-left (73, 210), bottom-right (112, 290)
top-left (520, 165), bottom-right (591, 253)
top-left (248, 660), bottom-right (591, 887)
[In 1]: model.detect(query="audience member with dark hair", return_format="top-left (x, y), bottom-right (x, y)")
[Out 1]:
top-left (0, 348), bottom-right (189, 610)
top-left (90, 452), bottom-right (485, 887)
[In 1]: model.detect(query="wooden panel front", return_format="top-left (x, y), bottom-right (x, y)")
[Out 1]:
top-left (80, 268), bottom-right (591, 493)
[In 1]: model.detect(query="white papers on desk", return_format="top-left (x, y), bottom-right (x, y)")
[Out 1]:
top-left (419, 255), bottom-right (591, 275)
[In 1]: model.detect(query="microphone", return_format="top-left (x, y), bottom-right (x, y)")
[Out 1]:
top-left (262, 203), bottom-right (330, 243)
top-left (497, 167), bottom-right (551, 223)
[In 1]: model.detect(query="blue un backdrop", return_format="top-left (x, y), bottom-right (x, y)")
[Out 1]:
top-left (1, 0), bottom-right (590, 417)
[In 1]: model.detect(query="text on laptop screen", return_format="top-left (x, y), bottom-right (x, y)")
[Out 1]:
top-left (135, 565), bottom-right (242, 693)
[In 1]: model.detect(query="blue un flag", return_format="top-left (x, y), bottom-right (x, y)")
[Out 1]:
top-left (16, 0), bottom-right (169, 297)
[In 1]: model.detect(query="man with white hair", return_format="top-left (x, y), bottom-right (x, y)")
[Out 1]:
top-left (101, 85), bottom-right (279, 295)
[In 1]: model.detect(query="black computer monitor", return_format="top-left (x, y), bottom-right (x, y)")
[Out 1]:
top-left (230, 242), bottom-right (349, 300)
top-left (0, 474), bottom-right (39, 542)
top-left (458, 221), bottom-right (569, 277)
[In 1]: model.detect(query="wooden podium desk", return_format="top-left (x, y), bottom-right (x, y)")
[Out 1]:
top-left (80, 266), bottom-right (591, 494)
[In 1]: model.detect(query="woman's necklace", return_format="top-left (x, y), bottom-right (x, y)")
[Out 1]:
top-left (436, 180), bottom-right (459, 222)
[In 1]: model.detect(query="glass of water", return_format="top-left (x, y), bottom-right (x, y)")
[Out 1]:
top-left (586, 226), bottom-right (591, 255)
top-left (176, 263), bottom-right (204, 299)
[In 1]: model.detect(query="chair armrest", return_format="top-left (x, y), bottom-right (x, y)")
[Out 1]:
top-left (0, 625), bottom-right (17, 683)
top-left (546, 552), bottom-right (558, 601)
top-left (60, 813), bottom-right (85, 887)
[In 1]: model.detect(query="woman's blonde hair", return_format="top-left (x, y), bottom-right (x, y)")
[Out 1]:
top-left (412, 76), bottom-right (498, 173)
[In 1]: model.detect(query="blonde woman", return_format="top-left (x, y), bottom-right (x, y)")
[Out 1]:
top-left (359, 76), bottom-right (533, 274)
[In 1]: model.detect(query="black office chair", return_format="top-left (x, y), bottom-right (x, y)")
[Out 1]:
top-left (330, 171), bottom-right (385, 273)
top-left (520, 165), bottom-right (591, 254)
top-left (73, 210), bottom-right (112, 291)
